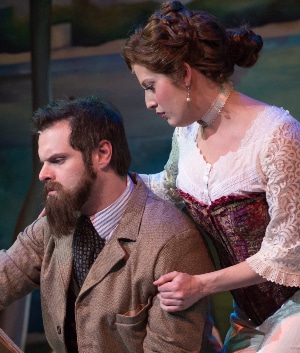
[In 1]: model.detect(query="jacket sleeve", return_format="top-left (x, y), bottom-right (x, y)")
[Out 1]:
top-left (0, 219), bottom-right (46, 309)
top-left (143, 228), bottom-right (215, 352)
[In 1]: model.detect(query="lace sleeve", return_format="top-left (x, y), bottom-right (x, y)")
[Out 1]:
top-left (139, 128), bottom-right (184, 208)
top-left (247, 118), bottom-right (300, 286)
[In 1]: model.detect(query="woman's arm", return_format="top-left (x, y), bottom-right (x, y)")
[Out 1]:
top-left (154, 261), bottom-right (266, 312)
top-left (247, 117), bottom-right (300, 286)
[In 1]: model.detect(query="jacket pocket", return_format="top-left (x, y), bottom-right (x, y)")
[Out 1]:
top-left (115, 297), bottom-right (152, 352)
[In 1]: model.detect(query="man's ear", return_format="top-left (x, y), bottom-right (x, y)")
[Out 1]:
top-left (95, 140), bottom-right (112, 168)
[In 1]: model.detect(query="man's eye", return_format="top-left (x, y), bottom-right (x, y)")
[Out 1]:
top-left (53, 158), bottom-right (65, 164)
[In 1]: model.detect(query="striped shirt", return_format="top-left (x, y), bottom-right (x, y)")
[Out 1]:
top-left (91, 176), bottom-right (134, 242)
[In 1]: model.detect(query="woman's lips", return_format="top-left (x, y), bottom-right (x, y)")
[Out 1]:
top-left (157, 112), bottom-right (167, 119)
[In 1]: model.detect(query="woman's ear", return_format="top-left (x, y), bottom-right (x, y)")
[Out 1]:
top-left (95, 140), bottom-right (112, 168)
top-left (183, 63), bottom-right (192, 86)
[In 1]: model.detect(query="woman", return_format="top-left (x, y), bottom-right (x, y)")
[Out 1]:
top-left (123, 1), bottom-right (300, 352)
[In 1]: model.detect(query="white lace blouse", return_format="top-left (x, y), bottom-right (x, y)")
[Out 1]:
top-left (141, 106), bottom-right (300, 287)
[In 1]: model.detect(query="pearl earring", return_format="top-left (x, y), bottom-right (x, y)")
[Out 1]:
top-left (186, 85), bottom-right (191, 102)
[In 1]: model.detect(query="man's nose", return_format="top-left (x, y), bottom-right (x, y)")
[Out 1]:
top-left (39, 164), bottom-right (53, 182)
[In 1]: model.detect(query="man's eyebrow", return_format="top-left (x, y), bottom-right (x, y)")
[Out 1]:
top-left (40, 153), bottom-right (66, 162)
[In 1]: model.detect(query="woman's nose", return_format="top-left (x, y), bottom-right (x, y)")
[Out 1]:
top-left (145, 97), bottom-right (157, 110)
top-left (145, 91), bottom-right (157, 110)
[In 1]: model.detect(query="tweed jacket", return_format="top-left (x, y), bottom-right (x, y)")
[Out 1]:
top-left (0, 175), bottom-right (215, 353)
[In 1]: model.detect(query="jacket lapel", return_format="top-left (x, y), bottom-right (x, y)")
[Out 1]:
top-left (55, 235), bottom-right (74, 292)
top-left (79, 175), bottom-right (149, 295)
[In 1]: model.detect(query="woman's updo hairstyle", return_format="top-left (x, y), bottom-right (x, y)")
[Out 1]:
top-left (123, 1), bottom-right (263, 84)
top-left (227, 27), bottom-right (263, 69)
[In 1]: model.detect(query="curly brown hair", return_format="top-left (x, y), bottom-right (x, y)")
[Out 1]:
top-left (123, 1), bottom-right (263, 84)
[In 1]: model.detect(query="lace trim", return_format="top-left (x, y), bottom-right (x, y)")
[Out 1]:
top-left (247, 255), bottom-right (300, 287)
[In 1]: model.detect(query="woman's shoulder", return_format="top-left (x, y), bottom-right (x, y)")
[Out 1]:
top-left (256, 105), bottom-right (300, 136)
top-left (263, 105), bottom-right (298, 123)
top-left (259, 106), bottom-right (300, 156)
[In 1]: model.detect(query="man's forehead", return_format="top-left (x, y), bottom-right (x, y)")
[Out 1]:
top-left (38, 121), bottom-right (72, 155)
top-left (39, 120), bottom-right (70, 137)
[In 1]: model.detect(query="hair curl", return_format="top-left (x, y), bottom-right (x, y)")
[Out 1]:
top-left (123, 1), bottom-right (263, 84)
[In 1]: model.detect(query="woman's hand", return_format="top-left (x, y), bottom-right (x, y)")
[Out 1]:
top-left (153, 271), bottom-right (205, 312)
top-left (153, 262), bottom-right (266, 312)
top-left (38, 208), bottom-right (46, 218)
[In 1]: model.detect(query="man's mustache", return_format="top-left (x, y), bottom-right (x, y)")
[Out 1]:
top-left (44, 181), bottom-right (62, 194)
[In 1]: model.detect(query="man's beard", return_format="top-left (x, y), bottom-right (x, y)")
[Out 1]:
top-left (43, 170), bottom-right (96, 238)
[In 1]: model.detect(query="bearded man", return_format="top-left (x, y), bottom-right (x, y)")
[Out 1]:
top-left (0, 97), bottom-right (218, 353)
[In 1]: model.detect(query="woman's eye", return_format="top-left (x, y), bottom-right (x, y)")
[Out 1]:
top-left (144, 83), bottom-right (155, 92)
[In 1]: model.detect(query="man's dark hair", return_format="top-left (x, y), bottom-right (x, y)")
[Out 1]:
top-left (32, 97), bottom-right (131, 176)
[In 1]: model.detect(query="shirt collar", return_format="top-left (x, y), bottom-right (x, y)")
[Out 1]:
top-left (91, 176), bottom-right (134, 241)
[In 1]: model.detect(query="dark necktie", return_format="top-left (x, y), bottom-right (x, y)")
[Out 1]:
top-left (72, 215), bottom-right (105, 288)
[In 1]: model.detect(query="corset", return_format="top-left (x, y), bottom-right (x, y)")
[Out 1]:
top-left (179, 190), bottom-right (298, 325)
